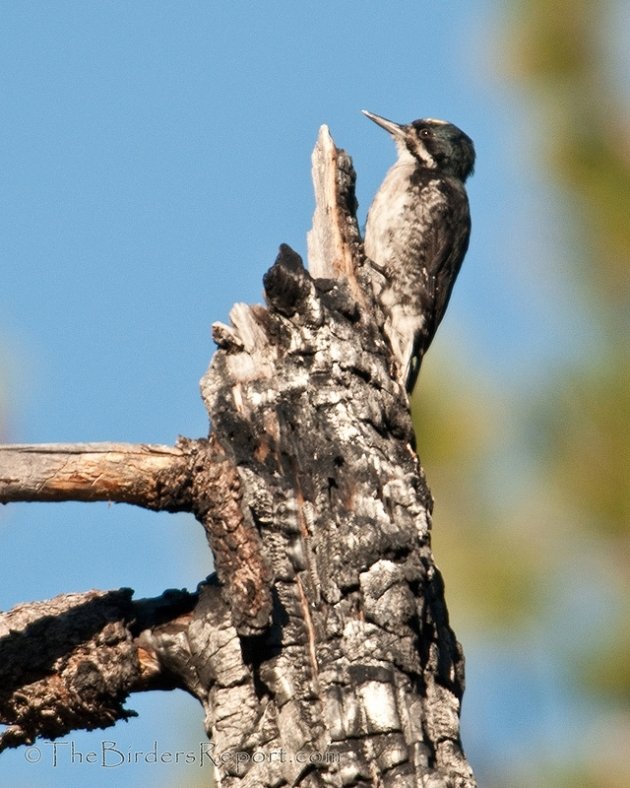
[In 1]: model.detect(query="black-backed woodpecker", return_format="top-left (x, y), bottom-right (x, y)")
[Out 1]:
top-left (362, 110), bottom-right (475, 392)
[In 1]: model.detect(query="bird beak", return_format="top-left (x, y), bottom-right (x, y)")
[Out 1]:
top-left (362, 110), bottom-right (405, 139)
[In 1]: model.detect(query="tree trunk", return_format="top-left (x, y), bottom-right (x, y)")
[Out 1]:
top-left (0, 126), bottom-right (475, 787)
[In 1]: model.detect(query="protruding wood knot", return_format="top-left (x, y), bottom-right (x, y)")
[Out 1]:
top-left (263, 244), bottom-right (314, 317)
top-left (211, 321), bottom-right (244, 352)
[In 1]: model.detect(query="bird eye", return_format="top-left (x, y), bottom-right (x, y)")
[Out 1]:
top-left (420, 128), bottom-right (433, 138)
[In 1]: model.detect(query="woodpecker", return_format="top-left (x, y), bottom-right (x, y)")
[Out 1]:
top-left (362, 109), bottom-right (475, 392)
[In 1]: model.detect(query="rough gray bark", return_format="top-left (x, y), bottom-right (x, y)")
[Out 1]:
top-left (0, 126), bottom-right (475, 786)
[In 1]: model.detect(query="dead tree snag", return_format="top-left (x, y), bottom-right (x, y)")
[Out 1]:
top-left (0, 126), bottom-right (475, 787)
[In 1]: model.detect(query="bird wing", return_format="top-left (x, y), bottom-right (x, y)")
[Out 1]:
top-left (421, 197), bottom-right (471, 346)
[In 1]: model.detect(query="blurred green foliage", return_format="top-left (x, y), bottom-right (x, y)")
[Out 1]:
top-left (414, 1), bottom-right (629, 784)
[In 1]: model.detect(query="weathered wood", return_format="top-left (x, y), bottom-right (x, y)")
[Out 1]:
top-left (0, 125), bottom-right (475, 786)
top-left (0, 442), bottom-right (192, 510)
top-left (188, 434), bottom-right (274, 635)
top-left (0, 587), bottom-right (198, 751)
top-left (195, 127), bottom-right (474, 786)
top-left (307, 125), bottom-right (363, 291)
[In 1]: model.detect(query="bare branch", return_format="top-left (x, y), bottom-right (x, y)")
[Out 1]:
top-left (0, 588), bottom-right (175, 749)
top-left (0, 582), bottom-right (231, 753)
top-left (0, 442), bottom-right (193, 511)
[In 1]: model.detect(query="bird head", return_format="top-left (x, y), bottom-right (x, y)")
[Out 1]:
top-left (362, 110), bottom-right (475, 181)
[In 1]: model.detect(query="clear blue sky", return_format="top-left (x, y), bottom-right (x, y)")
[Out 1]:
top-left (0, 2), bottom-right (593, 785)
